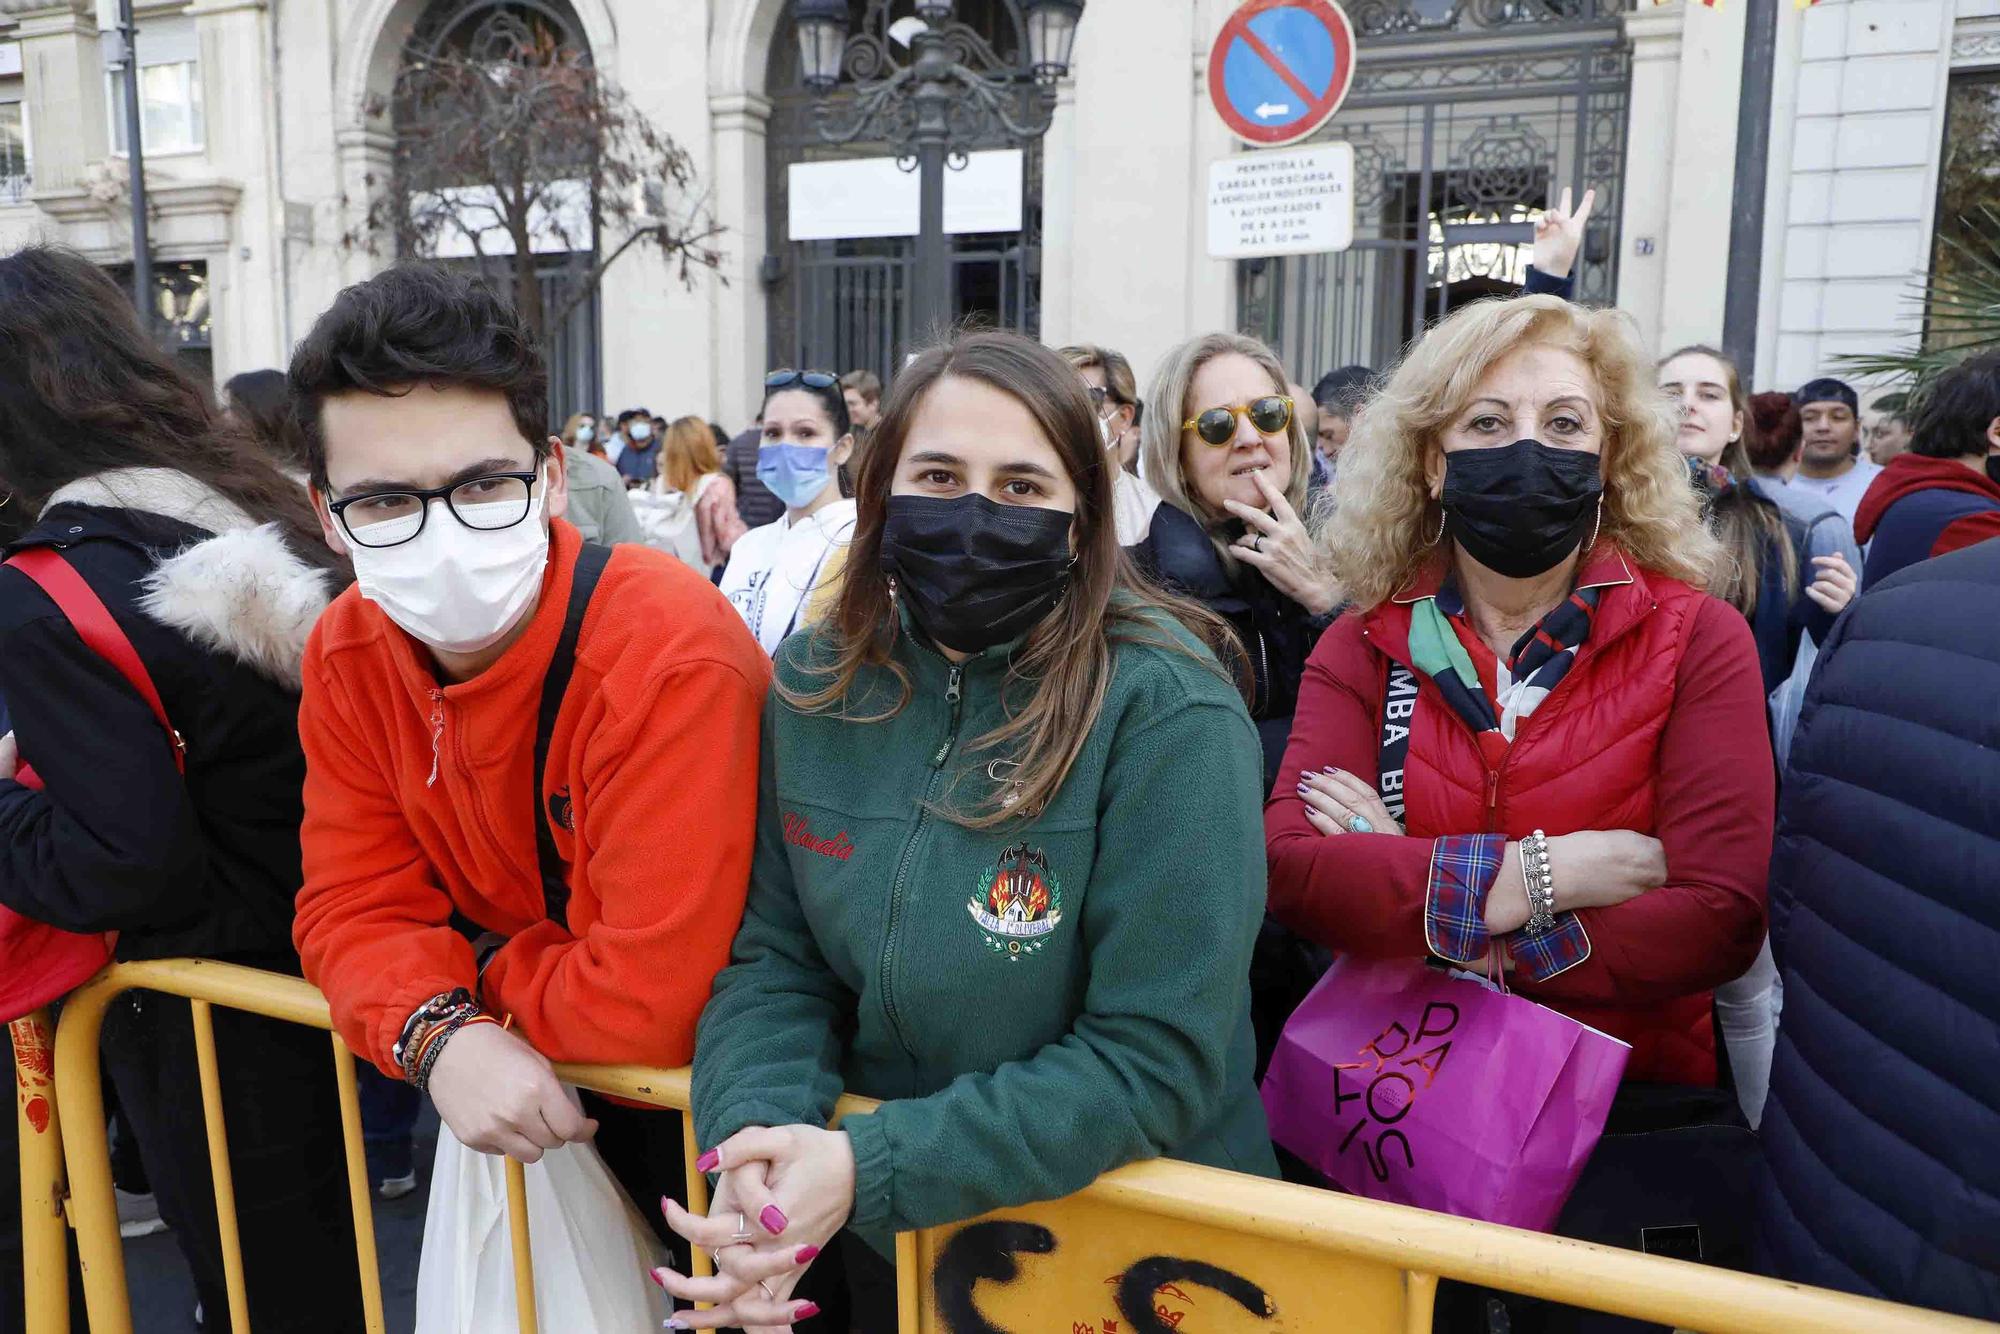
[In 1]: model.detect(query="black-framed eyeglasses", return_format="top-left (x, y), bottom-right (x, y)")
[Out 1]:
top-left (766, 369), bottom-right (839, 392)
top-left (1183, 395), bottom-right (1293, 447)
top-left (328, 471), bottom-right (540, 549)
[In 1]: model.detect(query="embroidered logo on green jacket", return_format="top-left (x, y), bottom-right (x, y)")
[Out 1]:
top-left (967, 843), bottom-right (1065, 962)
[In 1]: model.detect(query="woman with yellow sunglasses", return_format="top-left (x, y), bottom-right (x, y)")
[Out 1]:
top-left (1133, 333), bottom-right (1340, 793)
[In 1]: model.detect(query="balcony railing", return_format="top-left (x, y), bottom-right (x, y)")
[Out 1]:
top-left (0, 171), bottom-right (31, 205)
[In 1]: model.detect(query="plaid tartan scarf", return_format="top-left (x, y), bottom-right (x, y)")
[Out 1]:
top-left (1407, 578), bottom-right (1602, 751)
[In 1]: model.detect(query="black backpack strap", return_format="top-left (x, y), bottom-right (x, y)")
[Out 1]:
top-left (533, 542), bottom-right (613, 926)
top-left (1377, 657), bottom-right (1418, 823)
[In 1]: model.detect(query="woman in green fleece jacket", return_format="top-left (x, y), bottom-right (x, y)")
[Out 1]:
top-left (655, 330), bottom-right (1279, 1330)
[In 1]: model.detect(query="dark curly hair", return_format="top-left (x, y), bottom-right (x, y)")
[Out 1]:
top-left (0, 245), bottom-right (345, 579)
top-left (289, 264), bottom-right (549, 489)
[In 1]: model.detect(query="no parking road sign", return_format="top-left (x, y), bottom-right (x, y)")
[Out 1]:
top-left (1207, 0), bottom-right (1357, 147)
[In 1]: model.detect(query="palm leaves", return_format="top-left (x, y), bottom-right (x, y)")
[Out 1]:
top-left (1836, 206), bottom-right (2000, 403)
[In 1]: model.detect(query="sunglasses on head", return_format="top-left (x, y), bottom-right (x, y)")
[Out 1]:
top-left (1182, 395), bottom-right (1293, 447)
top-left (766, 369), bottom-right (840, 391)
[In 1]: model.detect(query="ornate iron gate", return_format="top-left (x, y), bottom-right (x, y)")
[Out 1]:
top-left (764, 0), bottom-right (1043, 385)
top-left (1238, 0), bottom-right (1632, 380)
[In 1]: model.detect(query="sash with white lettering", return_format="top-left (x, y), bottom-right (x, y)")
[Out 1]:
top-left (1376, 659), bottom-right (1418, 823)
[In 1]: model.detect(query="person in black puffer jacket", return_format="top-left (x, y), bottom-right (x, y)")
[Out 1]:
top-left (1756, 537), bottom-right (2000, 1321)
top-left (0, 246), bottom-right (363, 1334)
top-left (1132, 332), bottom-right (1338, 790)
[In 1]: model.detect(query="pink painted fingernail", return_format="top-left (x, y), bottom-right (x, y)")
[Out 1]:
top-left (659, 1194), bottom-right (674, 1219)
top-left (694, 1148), bottom-right (720, 1173)
top-left (760, 1204), bottom-right (788, 1234)
top-left (795, 1244), bottom-right (820, 1264)
top-left (794, 1302), bottom-right (822, 1321)
top-left (648, 1267), bottom-right (669, 1290)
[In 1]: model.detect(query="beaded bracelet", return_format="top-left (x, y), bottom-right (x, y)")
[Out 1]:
top-left (393, 988), bottom-right (476, 1075)
top-left (1521, 829), bottom-right (1557, 937)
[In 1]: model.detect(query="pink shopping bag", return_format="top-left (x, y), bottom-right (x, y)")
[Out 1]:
top-left (1260, 956), bottom-right (1629, 1232)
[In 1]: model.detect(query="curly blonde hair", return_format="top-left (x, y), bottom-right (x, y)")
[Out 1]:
top-left (1323, 295), bottom-right (1722, 610)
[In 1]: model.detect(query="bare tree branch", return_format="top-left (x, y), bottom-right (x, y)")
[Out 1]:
top-left (344, 22), bottom-right (725, 346)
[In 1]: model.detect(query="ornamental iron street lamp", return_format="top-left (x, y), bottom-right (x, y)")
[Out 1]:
top-left (791, 0), bottom-right (1085, 345)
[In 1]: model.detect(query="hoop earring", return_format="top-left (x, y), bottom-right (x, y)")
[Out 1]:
top-left (1423, 504), bottom-right (1446, 547)
top-left (0, 493), bottom-right (12, 510)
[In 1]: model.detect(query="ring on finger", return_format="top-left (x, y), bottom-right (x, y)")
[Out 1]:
top-left (728, 1211), bottom-right (756, 1245)
top-left (758, 1280), bottom-right (777, 1300)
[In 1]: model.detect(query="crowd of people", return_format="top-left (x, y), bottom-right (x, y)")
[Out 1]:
top-left (0, 209), bottom-right (1994, 1334)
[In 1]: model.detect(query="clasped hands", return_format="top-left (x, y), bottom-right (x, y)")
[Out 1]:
top-left (652, 1124), bottom-right (855, 1331)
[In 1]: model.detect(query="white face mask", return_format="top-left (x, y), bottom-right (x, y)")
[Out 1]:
top-left (575, 424), bottom-right (595, 444)
top-left (629, 421), bottom-right (653, 442)
top-left (347, 468), bottom-right (551, 656)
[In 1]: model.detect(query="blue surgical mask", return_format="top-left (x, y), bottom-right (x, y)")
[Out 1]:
top-left (757, 443), bottom-right (834, 510)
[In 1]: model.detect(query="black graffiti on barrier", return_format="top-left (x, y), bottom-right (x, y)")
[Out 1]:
top-left (1116, 1257), bottom-right (1274, 1332)
top-left (933, 1223), bottom-right (1274, 1334)
top-left (934, 1220), bottom-right (1059, 1334)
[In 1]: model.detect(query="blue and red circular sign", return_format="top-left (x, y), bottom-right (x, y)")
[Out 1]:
top-left (1207, 0), bottom-right (1357, 147)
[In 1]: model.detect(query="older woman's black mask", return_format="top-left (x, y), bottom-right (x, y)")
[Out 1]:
top-left (1441, 439), bottom-right (1603, 578)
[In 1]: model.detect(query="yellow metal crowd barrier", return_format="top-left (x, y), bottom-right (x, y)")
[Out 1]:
top-left (10, 959), bottom-right (1990, 1334)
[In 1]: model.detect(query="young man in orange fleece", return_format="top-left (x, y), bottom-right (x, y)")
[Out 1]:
top-left (287, 266), bottom-right (769, 1214)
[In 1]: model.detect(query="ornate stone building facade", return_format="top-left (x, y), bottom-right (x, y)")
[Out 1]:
top-left (0, 0), bottom-right (1990, 425)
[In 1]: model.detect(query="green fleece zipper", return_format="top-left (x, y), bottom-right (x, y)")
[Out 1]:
top-left (882, 659), bottom-right (963, 1053)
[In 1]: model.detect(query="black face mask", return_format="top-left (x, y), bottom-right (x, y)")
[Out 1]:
top-left (1440, 438), bottom-right (1604, 579)
top-left (880, 494), bottom-right (1074, 655)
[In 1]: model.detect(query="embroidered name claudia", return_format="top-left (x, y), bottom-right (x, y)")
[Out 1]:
top-left (783, 814), bottom-right (854, 861)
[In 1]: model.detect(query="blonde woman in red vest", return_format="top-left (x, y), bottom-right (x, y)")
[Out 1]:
top-left (1263, 294), bottom-right (1773, 1318)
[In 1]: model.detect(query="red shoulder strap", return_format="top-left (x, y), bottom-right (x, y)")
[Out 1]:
top-left (4, 548), bottom-right (185, 775)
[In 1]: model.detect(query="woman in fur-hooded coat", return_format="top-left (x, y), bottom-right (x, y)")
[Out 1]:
top-left (0, 246), bottom-right (364, 1334)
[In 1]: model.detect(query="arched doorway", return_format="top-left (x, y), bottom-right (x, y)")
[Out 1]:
top-left (762, 0), bottom-right (1045, 384)
top-left (386, 0), bottom-right (602, 425)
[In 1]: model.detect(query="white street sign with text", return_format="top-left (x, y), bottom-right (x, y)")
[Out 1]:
top-left (1207, 142), bottom-right (1354, 259)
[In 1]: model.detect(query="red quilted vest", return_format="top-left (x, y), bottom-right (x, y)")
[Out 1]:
top-left (1360, 550), bottom-right (1720, 1084)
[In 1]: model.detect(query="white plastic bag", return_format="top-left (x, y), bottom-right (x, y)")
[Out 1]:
top-left (413, 1098), bottom-right (670, 1334)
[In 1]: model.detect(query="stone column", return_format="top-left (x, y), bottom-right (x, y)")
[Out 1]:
top-left (189, 0), bottom-right (275, 378)
top-left (1034, 77), bottom-right (1078, 351)
top-left (1656, 0), bottom-right (1746, 351)
top-left (1615, 2), bottom-right (1684, 354)
top-left (333, 123), bottom-right (393, 285)
top-left (14, 0), bottom-right (109, 198)
top-left (708, 89), bottom-right (772, 434)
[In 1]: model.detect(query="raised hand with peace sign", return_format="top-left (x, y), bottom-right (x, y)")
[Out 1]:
top-left (1533, 186), bottom-right (1597, 281)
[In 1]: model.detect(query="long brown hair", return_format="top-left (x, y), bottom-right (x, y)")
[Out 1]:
top-left (784, 330), bottom-right (1243, 829)
top-left (0, 245), bottom-right (346, 582)
top-left (1661, 345), bottom-right (1795, 617)
top-left (660, 415), bottom-right (721, 494)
